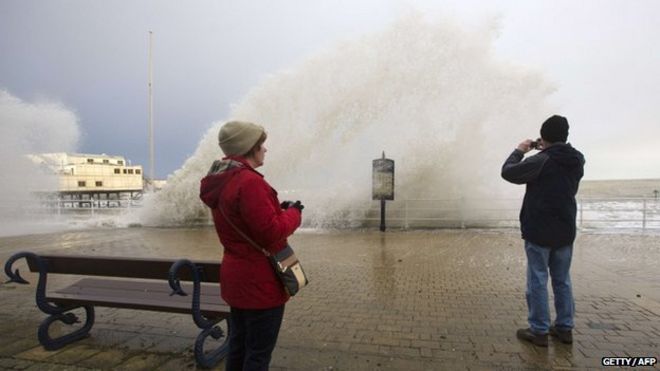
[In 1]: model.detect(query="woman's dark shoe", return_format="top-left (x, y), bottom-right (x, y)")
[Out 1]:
top-left (549, 325), bottom-right (573, 344)
top-left (516, 328), bottom-right (548, 347)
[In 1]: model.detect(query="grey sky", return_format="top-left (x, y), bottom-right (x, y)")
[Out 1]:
top-left (1, 0), bottom-right (659, 179)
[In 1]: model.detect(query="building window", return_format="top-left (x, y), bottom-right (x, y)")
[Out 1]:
top-left (118, 160), bottom-right (124, 165)
top-left (103, 159), bottom-right (109, 164)
top-left (123, 169), bottom-right (127, 174)
top-left (136, 169), bottom-right (141, 175)
top-left (87, 158), bottom-right (93, 164)
top-left (95, 181), bottom-right (103, 187)
top-left (114, 168), bottom-right (120, 174)
top-left (128, 169), bottom-right (134, 174)
top-left (78, 181), bottom-right (86, 187)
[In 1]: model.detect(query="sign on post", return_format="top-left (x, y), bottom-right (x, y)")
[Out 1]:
top-left (372, 152), bottom-right (394, 201)
top-left (372, 152), bottom-right (394, 232)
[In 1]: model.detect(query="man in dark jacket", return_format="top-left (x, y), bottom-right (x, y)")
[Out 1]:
top-left (502, 115), bottom-right (585, 347)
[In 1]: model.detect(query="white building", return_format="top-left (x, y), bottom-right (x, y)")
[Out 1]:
top-left (27, 153), bottom-right (144, 206)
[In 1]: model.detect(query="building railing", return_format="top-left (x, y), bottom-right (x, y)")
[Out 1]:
top-left (5, 198), bottom-right (143, 218)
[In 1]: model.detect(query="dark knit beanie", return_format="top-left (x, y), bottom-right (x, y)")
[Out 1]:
top-left (540, 115), bottom-right (569, 143)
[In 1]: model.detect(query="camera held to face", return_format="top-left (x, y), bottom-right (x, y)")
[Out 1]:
top-left (530, 140), bottom-right (540, 149)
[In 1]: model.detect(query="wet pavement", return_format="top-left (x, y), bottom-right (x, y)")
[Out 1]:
top-left (0, 227), bottom-right (658, 370)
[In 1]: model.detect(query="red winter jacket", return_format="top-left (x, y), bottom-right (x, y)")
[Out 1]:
top-left (200, 156), bottom-right (301, 309)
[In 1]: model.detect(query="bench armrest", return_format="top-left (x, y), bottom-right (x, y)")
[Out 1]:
top-left (4, 252), bottom-right (67, 315)
top-left (169, 259), bottom-right (219, 329)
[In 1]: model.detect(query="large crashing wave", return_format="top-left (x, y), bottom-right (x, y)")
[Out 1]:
top-left (0, 90), bottom-right (80, 235)
top-left (139, 15), bottom-right (555, 227)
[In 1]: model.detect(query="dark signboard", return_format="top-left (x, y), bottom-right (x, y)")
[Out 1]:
top-left (372, 157), bottom-right (394, 200)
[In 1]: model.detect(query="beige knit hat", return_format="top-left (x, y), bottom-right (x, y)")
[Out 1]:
top-left (218, 121), bottom-right (265, 156)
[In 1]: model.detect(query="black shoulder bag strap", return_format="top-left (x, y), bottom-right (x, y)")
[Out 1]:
top-left (215, 164), bottom-right (272, 257)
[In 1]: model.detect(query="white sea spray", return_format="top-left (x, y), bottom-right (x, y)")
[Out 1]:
top-left (139, 15), bottom-right (555, 227)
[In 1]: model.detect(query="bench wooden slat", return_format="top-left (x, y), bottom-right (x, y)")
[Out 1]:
top-left (56, 277), bottom-right (219, 292)
top-left (48, 278), bottom-right (229, 318)
top-left (28, 255), bottom-right (220, 282)
top-left (54, 278), bottom-right (222, 300)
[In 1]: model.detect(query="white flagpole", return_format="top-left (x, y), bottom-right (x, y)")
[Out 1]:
top-left (148, 31), bottom-right (155, 185)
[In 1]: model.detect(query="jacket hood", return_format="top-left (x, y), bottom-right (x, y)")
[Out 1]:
top-left (200, 171), bottom-right (231, 209)
top-left (542, 143), bottom-right (585, 170)
top-left (200, 157), bottom-right (256, 209)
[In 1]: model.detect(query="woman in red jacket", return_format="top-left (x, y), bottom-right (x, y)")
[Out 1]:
top-left (200, 121), bottom-right (303, 371)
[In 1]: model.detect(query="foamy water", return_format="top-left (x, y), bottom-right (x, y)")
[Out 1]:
top-left (138, 15), bottom-right (556, 227)
top-left (0, 90), bottom-right (80, 236)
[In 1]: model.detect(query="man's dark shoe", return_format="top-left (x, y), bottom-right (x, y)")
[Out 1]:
top-left (549, 325), bottom-right (573, 344)
top-left (516, 328), bottom-right (548, 347)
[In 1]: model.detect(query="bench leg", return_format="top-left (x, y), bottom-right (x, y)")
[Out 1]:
top-left (194, 319), bottom-right (229, 369)
top-left (38, 305), bottom-right (95, 350)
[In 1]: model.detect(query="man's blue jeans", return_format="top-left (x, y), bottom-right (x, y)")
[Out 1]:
top-left (524, 240), bottom-right (575, 334)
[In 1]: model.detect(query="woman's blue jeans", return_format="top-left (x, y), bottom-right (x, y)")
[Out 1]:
top-left (524, 240), bottom-right (575, 334)
top-left (226, 305), bottom-right (285, 371)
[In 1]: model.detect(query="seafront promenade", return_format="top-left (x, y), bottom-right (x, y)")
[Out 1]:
top-left (0, 227), bottom-right (658, 370)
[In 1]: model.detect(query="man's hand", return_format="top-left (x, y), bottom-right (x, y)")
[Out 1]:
top-left (517, 139), bottom-right (536, 153)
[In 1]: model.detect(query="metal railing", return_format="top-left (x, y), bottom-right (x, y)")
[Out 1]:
top-left (577, 197), bottom-right (660, 230)
top-left (358, 197), bottom-right (660, 230)
top-left (4, 197), bottom-right (659, 230)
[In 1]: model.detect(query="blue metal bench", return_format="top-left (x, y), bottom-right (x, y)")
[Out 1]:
top-left (4, 252), bottom-right (230, 368)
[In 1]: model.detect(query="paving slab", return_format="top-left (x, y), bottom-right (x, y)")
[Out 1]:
top-left (77, 349), bottom-right (130, 369)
